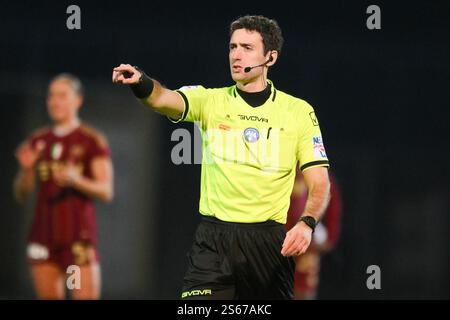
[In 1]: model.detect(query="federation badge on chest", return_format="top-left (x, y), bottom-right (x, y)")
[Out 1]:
top-left (243, 127), bottom-right (259, 143)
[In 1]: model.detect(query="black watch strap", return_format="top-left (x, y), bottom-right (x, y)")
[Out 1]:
top-left (299, 216), bottom-right (317, 232)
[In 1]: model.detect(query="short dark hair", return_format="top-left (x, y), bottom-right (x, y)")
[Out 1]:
top-left (49, 73), bottom-right (84, 97)
top-left (229, 15), bottom-right (284, 55)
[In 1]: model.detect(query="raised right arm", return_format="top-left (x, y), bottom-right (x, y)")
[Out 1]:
top-left (112, 64), bottom-right (185, 120)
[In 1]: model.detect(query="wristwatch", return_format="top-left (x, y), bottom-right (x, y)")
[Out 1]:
top-left (299, 215), bottom-right (317, 232)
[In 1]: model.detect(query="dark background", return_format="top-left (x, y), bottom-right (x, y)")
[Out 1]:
top-left (0, 0), bottom-right (449, 299)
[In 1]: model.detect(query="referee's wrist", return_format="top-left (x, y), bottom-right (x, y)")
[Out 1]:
top-left (129, 66), bottom-right (154, 99)
top-left (298, 215), bottom-right (317, 233)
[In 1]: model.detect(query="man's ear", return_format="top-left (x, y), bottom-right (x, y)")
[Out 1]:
top-left (266, 51), bottom-right (278, 66)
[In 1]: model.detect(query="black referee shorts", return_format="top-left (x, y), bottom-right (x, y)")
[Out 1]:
top-left (181, 216), bottom-right (295, 300)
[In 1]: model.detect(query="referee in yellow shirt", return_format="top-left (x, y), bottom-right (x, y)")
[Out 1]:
top-left (113, 15), bottom-right (330, 300)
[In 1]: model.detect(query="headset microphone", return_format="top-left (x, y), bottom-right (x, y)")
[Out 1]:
top-left (244, 56), bottom-right (273, 73)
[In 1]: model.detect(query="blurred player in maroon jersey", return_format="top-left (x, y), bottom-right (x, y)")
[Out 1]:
top-left (286, 170), bottom-right (342, 300)
top-left (13, 74), bottom-right (114, 299)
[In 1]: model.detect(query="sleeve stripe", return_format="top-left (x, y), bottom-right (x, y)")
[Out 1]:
top-left (168, 90), bottom-right (190, 123)
top-left (176, 90), bottom-right (189, 122)
top-left (300, 160), bottom-right (330, 171)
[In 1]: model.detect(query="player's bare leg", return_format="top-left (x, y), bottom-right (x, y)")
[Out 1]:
top-left (31, 262), bottom-right (65, 300)
top-left (70, 247), bottom-right (101, 300)
top-left (294, 252), bottom-right (320, 300)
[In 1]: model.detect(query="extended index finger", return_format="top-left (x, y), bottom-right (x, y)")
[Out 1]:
top-left (113, 64), bottom-right (134, 72)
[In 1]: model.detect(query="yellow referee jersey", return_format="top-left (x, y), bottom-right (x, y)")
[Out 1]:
top-left (170, 81), bottom-right (329, 224)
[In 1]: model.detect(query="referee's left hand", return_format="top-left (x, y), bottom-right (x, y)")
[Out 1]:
top-left (281, 222), bottom-right (312, 257)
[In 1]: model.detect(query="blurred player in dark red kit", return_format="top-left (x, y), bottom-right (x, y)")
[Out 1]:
top-left (13, 74), bottom-right (114, 299)
top-left (286, 170), bottom-right (342, 300)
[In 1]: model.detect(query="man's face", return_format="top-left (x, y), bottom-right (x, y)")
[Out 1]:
top-left (229, 28), bottom-right (267, 82)
top-left (46, 80), bottom-right (82, 123)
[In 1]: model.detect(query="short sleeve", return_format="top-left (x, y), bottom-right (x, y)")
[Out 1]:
top-left (297, 103), bottom-right (330, 172)
top-left (168, 85), bottom-right (209, 123)
top-left (90, 133), bottom-right (110, 159)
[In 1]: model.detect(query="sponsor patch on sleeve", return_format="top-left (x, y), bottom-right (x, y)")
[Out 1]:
top-left (313, 136), bottom-right (327, 159)
top-left (178, 85), bottom-right (200, 91)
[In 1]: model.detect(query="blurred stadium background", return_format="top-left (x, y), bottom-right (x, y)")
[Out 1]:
top-left (0, 1), bottom-right (449, 299)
